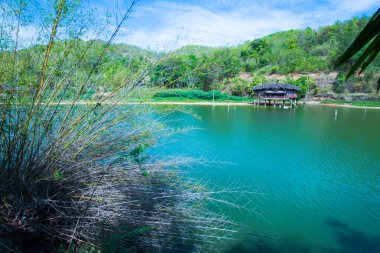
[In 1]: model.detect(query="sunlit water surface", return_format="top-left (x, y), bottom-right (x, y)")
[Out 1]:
top-left (149, 105), bottom-right (380, 253)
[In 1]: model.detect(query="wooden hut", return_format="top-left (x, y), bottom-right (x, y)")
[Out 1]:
top-left (252, 84), bottom-right (299, 107)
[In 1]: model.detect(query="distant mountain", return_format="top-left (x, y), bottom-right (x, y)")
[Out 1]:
top-left (170, 45), bottom-right (214, 57)
top-left (111, 43), bottom-right (158, 59)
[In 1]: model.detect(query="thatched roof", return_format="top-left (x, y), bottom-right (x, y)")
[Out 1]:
top-left (252, 84), bottom-right (300, 91)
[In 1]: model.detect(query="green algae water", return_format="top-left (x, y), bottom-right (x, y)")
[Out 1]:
top-left (151, 105), bottom-right (380, 253)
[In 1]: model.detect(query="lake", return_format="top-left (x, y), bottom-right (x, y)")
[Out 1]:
top-left (151, 104), bottom-right (380, 253)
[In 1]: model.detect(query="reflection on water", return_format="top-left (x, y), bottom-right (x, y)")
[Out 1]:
top-left (326, 218), bottom-right (380, 253)
top-left (150, 105), bottom-right (380, 252)
top-left (225, 218), bottom-right (380, 253)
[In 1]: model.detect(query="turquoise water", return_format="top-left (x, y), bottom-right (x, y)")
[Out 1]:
top-left (152, 105), bottom-right (380, 252)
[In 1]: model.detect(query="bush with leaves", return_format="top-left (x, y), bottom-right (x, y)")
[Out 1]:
top-left (281, 75), bottom-right (316, 98)
top-left (333, 72), bottom-right (347, 93)
top-left (228, 77), bottom-right (252, 96)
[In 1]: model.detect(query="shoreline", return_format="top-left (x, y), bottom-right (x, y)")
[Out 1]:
top-left (138, 101), bottom-right (254, 106)
top-left (4, 100), bottom-right (380, 109)
top-left (318, 102), bottom-right (380, 110)
top-left (304, 101), bottom-right (380, 109)
top-left (142, 100), bottom-right (380, 109)
top-left (35, 101), bottom-right (255, 106)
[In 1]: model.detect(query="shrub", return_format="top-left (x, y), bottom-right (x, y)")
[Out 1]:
top-left (333, 72), bottom-right (346, 93)
top-left (229, 78), bottom-right (252, 96)
top-left (283, 75), bottom-right (317, 98)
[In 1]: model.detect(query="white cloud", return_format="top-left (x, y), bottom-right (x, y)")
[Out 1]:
top-left (11, 0), bottom-right (379, 50)
top-left (16, 25), bottom-right (39, 48)
top-left (332, 0), bottom-right (378, 14)
top-left (118, 1), bottom-right (306, 50)
top-left (117, 0), bottom-right (378, 50)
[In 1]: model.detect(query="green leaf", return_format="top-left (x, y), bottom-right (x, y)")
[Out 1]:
top-left (335, 8), bottom-right (380, 93)
top-left (335, 8), bottom-right (380, 68)
top-left (358, 43), bottom-right (380, 75)
top-left (345, 33), bottom-right (380, 79)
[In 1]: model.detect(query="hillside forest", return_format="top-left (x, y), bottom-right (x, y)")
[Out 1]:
top-left (1, 15), bottom-right (379, 101)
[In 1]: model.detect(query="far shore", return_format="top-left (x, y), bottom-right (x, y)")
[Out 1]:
top-left (136, 101), bottom-right (254, 106)
top-left (4, 100), bottom-right (380, 109)
top-left (318, 102), bottom-right (380, 110)
top-left (39, 101), bottom-right (255, 106)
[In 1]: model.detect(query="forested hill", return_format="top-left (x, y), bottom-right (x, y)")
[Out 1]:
top-left (236, 18), bottom-right (370, 75)
top-left (1, 16), bottom-right (379, 98)
top-left (167, 16), bottom-right (372, 76)
top-left (149, 16), bottom-right (379, 95)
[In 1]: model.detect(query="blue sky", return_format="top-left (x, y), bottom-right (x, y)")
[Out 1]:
top-left (15, 0), bottom-right (380, 50)
top-left (101, 0), bottom-right (379, 50)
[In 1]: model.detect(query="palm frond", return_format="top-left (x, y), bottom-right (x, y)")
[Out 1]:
top-left (335, 8), bottom-right (380, 93)
top-left (335, 8), bottom-right (380, 68)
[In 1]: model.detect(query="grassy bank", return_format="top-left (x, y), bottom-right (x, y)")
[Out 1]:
top-left (321, 100), bottom-right (380, 107)
top-left (149, 89), bottom-right (252, 103)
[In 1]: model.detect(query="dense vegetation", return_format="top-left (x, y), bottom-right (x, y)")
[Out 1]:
top-left (152, 90), bottom-right (251, 102)
top-left (150, 16), bottom-right (379, 96)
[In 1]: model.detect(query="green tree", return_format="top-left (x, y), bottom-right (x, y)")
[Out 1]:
top-left (333, 72), bottom-right (346, 93)
top-left (229, 77), bottom-right (251, 96)
top-left (241, 39), bottom-right (272, 68)
top-left (284, 75), bottom-right (316, 98)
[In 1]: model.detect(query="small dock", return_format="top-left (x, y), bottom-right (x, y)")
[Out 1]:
top-left (252, 84), bottom-right (299, 107)
top-left (253, 96), bottom-right (297, 107)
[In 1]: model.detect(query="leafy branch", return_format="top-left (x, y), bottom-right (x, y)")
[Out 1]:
top-left (335, 8), bottom-right (380, 93)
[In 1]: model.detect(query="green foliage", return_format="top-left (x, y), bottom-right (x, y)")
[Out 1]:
top-left (0, 39), bottom-right (153, 102)
top-left (151, 47), bottom-right (241, 91)
top-left (229, 77), bottom-right (252, 96)
top-left (251, 75), bottom-right (268, 86)
top-left (283, 75), bottom-right (317, 98)
top-left (129, 144), bottom-right (151, 164)
top-left (171, 45), bottom-right (214, 57)
top-left (333, 72), bottom-right (347, 93)
top-left (240, 39), bottom-right (272, 68)
top-left (152, 89), bottom-right (250, 101)
top-left (296, 76), bottom-right (316, 98)
top-left (334, 8), bottom-right (380, 93)
top-left (239, 17), bottom-right (374, 75)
